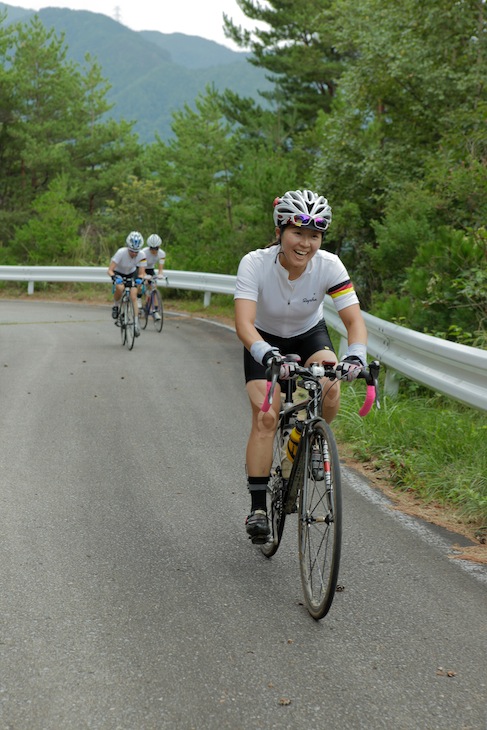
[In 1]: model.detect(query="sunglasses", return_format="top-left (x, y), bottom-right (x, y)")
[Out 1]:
top-left (288, 213), bottom-right (329, 231)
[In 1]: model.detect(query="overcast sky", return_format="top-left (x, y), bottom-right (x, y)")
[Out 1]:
top-left (7, 0), bottom-right (263, 49)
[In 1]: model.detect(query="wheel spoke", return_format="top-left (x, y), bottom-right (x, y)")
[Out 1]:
top-left (298, 420), bottom-right (342, 619)
top-left (125, 299), bottom-right (135, 349)
top-left (119, 304), bottom-right (126, 345)
top-left (152, 290), bottom-right (164, 332)
top-left (140, 294), bottom-right (148, 329)
top-left (260, 419), bottom-right (287, 558)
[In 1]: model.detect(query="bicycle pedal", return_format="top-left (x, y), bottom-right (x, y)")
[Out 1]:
top-left (249, 534), bottom-right (269, 545)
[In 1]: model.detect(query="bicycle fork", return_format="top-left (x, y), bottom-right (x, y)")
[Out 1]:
top-left (300, 435), bottom-right (335, 526)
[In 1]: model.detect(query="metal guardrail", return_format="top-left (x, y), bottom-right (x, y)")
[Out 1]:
top-left (320, 305), bottom-right (487, 411)
top-left (1, 265), bottom-right (486, 411)
top-left (0, 266), bottom-right (234, 306)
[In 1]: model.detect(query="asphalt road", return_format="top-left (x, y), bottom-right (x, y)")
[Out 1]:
top-left (0, 300), bottom-right (486, 730)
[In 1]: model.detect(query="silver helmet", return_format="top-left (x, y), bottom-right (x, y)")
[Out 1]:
top-left (126, 231), bottom-right (144, 251)
top-left (147, 233), bottom-right (162, 248)
top-left (273, 189), bottom-right (332, 231)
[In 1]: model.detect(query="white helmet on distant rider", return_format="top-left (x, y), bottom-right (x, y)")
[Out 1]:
top-left (273, 189), bottom-right (332, 231)
top-left (147, 233), bottom-right (162, 249)
top-left (126, 231), bottom-right (144, 251)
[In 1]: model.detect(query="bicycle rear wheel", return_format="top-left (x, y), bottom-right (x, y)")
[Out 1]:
top-left (298, 419), bottom-right (342, 620)
top-left (124, 299), bottom-right (136, 350)
top-left (151, 289), bottom-right (164, 332)
top-left (261, 423), bottom-right (288, 558)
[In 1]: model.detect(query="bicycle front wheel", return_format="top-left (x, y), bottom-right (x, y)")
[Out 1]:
top-left (124, 299), bottom-right (136, 350)
top-left (298, 419), bottom-right (342, 620)
top-left (119, 302), bottom-right (127, 346)
top-left (139, 295), bottom-right (148, 330)
top-left (151, 289), bottom-right (164, 332)
top-left (261, 423), bottom-right (287, 558)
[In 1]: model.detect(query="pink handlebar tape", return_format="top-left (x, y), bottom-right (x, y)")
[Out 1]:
top-left (359, 385), bottom-right (376, 417)
top-left (261, 381), bottom-right (272, 412)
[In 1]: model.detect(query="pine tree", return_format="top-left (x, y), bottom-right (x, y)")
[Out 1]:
top-left (224, 0), bottom-right (347, 127)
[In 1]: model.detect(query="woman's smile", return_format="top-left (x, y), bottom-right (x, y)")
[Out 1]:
top-left (278, 224), bottom-right (322, 274)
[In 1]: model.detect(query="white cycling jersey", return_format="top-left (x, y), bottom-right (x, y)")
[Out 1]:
top-left (234, 245), bottom-right (360, 338)
top-left (111, 248), bottom-right (147, 276)
top-left (142, 247), bottom-right (166, 269)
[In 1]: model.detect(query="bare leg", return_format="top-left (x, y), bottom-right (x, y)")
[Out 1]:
top-left (321, 377), bottom-right (341, 423)
top-left (245, 380), bottom-right (280, 476)
top-left (305, 350), bottom-right (341, 423)
top-left (130, 287), bottom-right (139, 315)
top-left (113, 283), bottom-right (124, 304)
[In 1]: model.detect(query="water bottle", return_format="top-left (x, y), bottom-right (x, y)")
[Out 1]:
top-left (286, 420), bottom-right (304, 462)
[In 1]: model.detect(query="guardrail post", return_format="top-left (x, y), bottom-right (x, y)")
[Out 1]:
top-left (384, 368), bottom-right (400, 397)
top-left (28, 281), bottom-right (34, 295)
top-left (203, 291), bottom-right (211, 308)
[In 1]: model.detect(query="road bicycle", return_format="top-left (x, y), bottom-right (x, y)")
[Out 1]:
top-left (140, 275), bottom-right (166, 333)
top-left (114, 276), bottom-right (137, 350)
top-left (260, 355), bottom-right (380, 620)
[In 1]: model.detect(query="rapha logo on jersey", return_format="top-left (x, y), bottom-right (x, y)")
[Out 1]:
top-left (303, 296), bottom-right (318, 304)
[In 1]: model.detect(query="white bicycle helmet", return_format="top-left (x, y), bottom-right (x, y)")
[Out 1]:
top-left (126, 231), bottom-right (144, 251)
top-left (147, 233), bottom-right (162, 248)
top-left (273, 189), bottom-right (332, 231)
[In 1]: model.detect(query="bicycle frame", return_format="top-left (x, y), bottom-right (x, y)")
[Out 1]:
top-left (279, 375), bottom-right (328, 514)
top-left (116, 277), bottom-right (137, 350)
top-left (140, 276), bottom-right (164, 333)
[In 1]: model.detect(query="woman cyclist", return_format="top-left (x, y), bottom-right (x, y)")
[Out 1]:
top-left (108, 231), bottom-right (147, 337)
top-left (139, 233), bottom-right (166, 321)
top-left (234, 189), bottom-right (368, 543)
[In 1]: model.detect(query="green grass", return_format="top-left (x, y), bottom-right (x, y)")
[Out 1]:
top-left (334, 385), bottom-right (487, 524)
top-left (0, 281), bottom-right (114, 303)
top-left (0, 282), bottom-right (236, 314)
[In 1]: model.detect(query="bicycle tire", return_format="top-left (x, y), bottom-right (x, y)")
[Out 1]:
top-left (152, 289), bottom-right (164, 332)
top-left (260, 423), bottom-right (288, 558)
top-left (298, 419), bottom-right (342, 620)
top-left (125, 299), bottom-right (136, 350)
top-left (119, 302), bottom-right (127, 346)
top-left (139, 295), bottom-right (148, 330)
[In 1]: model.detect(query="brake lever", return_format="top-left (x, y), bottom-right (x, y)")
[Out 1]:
top-left (262, 360), bottom-right (281, 411)
top-left (368, 360), bottom-right (381, 409)
top-left (357, 360), bottom-right (381, 417)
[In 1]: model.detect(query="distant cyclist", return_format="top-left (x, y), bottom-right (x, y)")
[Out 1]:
top-left (107, 231), bottom-right (147, 337)
top-left (139, 233), bottom-right (166, 321)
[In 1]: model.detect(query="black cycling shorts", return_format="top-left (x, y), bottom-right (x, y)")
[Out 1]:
top-left (114, 270), bottom-right (137, 285)
top-left (243, 319), bottom-right (336, 383)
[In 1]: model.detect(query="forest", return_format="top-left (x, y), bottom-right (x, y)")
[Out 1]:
top-left (0, 0), bottom-right (486, 347)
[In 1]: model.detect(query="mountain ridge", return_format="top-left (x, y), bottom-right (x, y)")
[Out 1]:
top-left (0, 3), bottom-right (271, 142)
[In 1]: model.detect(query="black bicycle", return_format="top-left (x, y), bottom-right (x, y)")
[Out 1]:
top-left (260, 355), bottom-right (380, 620)
top-left (115, 276), bottom-right (137, 350)
top-left (140, 275), bottom-right (165, 333)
